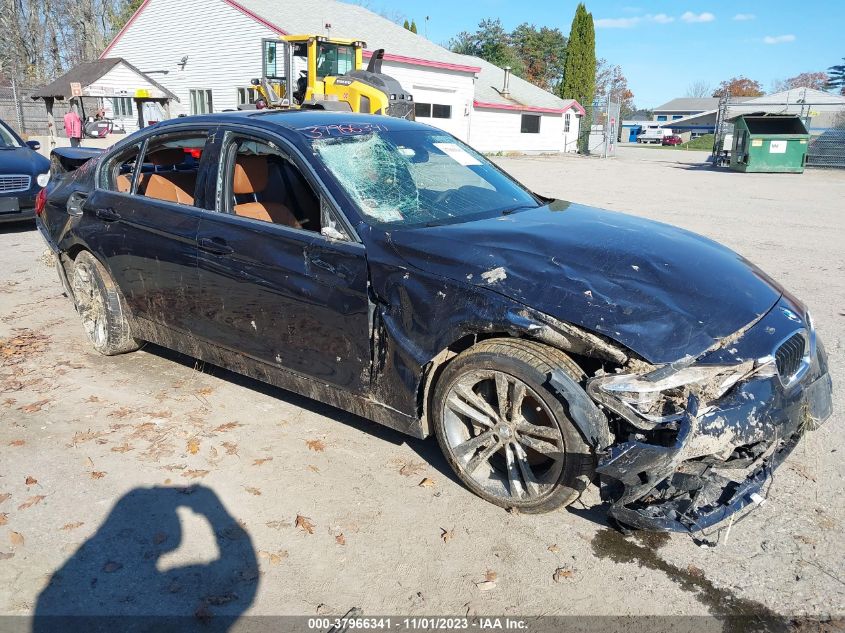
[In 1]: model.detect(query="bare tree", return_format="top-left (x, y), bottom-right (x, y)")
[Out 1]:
top-left (685, 80), bottom-right (711, 98)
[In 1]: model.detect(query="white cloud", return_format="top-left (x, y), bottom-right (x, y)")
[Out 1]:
top-left (681, 11), bottom-right (716, 23)
top-left (595, 16), bottom-right (641, 28)
top-left (595, 13), bottom-right (675, 28)
top-left (763, 34), bottom-right (796, 44)
top-left (733, 13), bottom-right (756, 21)
top-left (651, 13), bottom-right (674, 24)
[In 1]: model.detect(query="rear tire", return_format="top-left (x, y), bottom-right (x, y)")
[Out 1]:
top-left (431, 338), bottom-right (594, 513)
top-left (70, 251), bottom-right (141, 356)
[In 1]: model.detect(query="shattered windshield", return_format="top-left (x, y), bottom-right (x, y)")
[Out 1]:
top-left (309, 127), bottom-right (539, 227)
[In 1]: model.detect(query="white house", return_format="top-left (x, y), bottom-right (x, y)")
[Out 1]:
top-left (100, 0), bottom-right (582, 153)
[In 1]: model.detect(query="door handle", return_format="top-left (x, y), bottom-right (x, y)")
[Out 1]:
top-left (198, 237), bottom-right (234, 255)
top-left (95, 207), bottom-right (121, 222)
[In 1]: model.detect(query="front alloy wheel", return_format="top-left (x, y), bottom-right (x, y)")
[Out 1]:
top-left (432, 339), bottom-right (593, 513)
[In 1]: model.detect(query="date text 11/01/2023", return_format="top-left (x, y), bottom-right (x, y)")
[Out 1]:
top-left (307, 617), bottom-right (529, 630)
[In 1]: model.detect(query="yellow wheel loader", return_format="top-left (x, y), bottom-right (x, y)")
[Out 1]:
top-left (248, 35), bottom-right (414, 119)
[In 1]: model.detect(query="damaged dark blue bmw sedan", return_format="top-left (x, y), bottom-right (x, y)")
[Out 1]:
top-left (36, 111), bottom-right (833, 533)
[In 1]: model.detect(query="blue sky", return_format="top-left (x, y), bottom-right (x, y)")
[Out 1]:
top-left (384, 0), bottom-right (842, 107)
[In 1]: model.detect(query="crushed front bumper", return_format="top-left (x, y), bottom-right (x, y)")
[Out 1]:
top-left (595, 338), bottom-right (833, 533)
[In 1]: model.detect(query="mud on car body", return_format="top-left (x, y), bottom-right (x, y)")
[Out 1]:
top-left (35, 111), bottom-right (833, 533)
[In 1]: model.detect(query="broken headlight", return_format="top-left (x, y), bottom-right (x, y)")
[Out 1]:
top-left (588, 363), bottom-right (752, 429)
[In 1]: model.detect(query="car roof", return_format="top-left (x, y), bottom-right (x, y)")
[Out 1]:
top-left (155, 110), bottom-right (426, 137)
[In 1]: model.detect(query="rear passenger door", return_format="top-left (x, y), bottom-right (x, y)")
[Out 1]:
top-left (194, 127), bottom-right (371, 394)
top-left (87, 126), bottom-right (219, 333)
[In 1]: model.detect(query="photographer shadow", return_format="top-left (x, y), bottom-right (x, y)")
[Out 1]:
top-left (34, 485), bottom-right (258, 633)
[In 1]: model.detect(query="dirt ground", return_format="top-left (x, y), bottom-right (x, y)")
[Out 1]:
top-left (1, 146), bottom-right (843, 627)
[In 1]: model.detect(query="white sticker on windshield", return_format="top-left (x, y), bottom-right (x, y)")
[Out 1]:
top-left (433, 142), bottom-right (481, 166)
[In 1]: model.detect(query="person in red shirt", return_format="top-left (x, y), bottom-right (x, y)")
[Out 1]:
top-left (63, 103), bottom-right (83, 147)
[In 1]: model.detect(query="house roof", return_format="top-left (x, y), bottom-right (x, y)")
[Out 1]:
top-left (653, 97), bottom-right (720, 112)
top-left (742, 87), bottom-right (845, 105)
top-left (460, 55), bottom-right (584, 115)
top-left (216, 0), bottom-right (481, 73)
top-left (32, 58), bottom-right (178, 101)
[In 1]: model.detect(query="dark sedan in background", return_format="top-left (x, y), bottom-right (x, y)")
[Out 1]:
top-left (35, 111), bottom-right (833, 534)
top-left (0, 117), bottom-right (50, 224)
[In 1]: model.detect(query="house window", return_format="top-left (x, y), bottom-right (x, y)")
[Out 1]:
top-left (189, 89), bottom-right (213, 115)
top-left (237, 87), bottom-right (259, 106)
top-left (111, 97), bottom-right (133, 118)
top-left (672, 114), bottom-right (683, 120)
top-left (564, 113), bottom-right (571, 133)
top-left (656, 115), bottom-right (668, 121)
top-left (520, 114), bottom-right (540, 134)
top-left (431, 104), bottom-right (451, 119)
top-left (415, 102), bottom-right (452, 119)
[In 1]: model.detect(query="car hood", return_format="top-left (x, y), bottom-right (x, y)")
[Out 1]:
top-left (0, 147), bottom-right (49, 176)
top-left (386, 201), bottom-right (783, 363)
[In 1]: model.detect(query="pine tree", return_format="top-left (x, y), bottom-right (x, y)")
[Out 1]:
top-left (403, 19), bottom-right (410, 30)
top-left (560, 3), bottom-right (596, 152)
top-left (410, 20), bottom-right (418, 34)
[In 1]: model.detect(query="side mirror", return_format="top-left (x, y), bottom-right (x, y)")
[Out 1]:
top-left (250, 78), bottom-right (260, 86)
top-left (26, 140), bottom-right (41, 151)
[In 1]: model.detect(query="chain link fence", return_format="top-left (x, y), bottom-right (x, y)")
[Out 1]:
top-left (579, 99), bottom-right (621, 157)
top-left (712, 93), bottom-right (845, 169)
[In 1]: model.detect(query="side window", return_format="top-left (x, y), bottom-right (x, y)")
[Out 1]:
top-left (101, 143), bottom-right (142, 193)
top-left (222, 136), bottom-right (323, 233)
top-left (137, 133), bottom-right (208, 206)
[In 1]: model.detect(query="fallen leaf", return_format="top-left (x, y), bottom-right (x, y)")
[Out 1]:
top-left (484, 569), bottom-right (498, 582)
top-left (258, 549), bottom-right (289, 565)
top-left (187, 438), bottom-right (201, 455)
top-left (244, 487), bottom-right (261, 496)
top-left (9, 531), bottom-right (24, 546)
top-left (60, 522), bottom-right (84, 531)
top-left (418, 477), bottom-right (436, 488)
top-left (19, 399), bottom-right (50, 413)
top-left (85, 395), bottom-right (100, 403)
top-left (793, 534), bottom-right (817, 546)
top-left (182, 470), bottom-right (210, 479)
top-left (306, 439), bottom-right (326, 452)
top-left (109, 407), bottom-right (134, 419)
top-left (253, 457), bottom-right (273, 466)
top-left (221, 442), bottom-right (239, 455)
top-left (266, 520), bottom-right (287, 530)
top-left (154, 532), bottom-right (168, 545)
top-left (8, 440), bottom-right (25, 447)
top-left (295, 514), bottom-right (315, 534)
top-left (197, 387), bottom-right (214, 396)
top-left (2, 398), bottom-right (16, 407)
top-left (24, 476), bottom-right (37, 486)
top-left (103, 561), bottom-right (123, 573)
top-left (111, 443), bottom-right (133, 453)
top-left (335, 533), bottom-right (346, 545)
top-left (547, 544), bottom-right (560, 553)
top-left (90, 471), bottom-right (106, 480)
top-left (18, 495), bottom-right (45, 510)
top-left (0, 514), bottom-right (7, 526)
top-left (85, 457), bottom-right (95, 469)
top-left (307, 465), bottom-right (320, 473)
top-left (0, 494), bottom-right (10, 505)
top-left (474, 580), bottom-right (497, 591)
top-left (205, 592), bottom-right (237, 605)
top-left (399, 462), bottom-right (426, 477)
top-left (440, 528), bottom-right (454, 543)
top-left (686, 565), bottom-right (705, 579)
top-left (213, 422), bottom-right (241, 433)
top-left (553, 567), bottom-right (574, 582)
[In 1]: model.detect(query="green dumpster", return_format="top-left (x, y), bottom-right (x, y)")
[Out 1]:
top-left (729, 114), bottom-right (809, 173)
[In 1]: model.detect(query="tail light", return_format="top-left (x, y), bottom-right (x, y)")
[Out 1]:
top-left (35, 188), bottom-right (47, 216)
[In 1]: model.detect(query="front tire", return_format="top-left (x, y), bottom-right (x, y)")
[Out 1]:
top-left (70, 251), bottom-right (141, 356)
top-left (431, 339), bottom-right (593, 513)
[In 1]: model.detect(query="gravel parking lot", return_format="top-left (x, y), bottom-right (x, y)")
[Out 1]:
top-left (1, 146), bottom-right (843, 627)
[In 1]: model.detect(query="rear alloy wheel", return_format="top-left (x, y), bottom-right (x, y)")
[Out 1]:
top-left (432, 339), bottom-right (593, 513)
top-left (70, 251), bottom-right (140, 356)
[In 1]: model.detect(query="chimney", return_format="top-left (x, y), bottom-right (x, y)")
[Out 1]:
top-left (502, 66), bottom-right (511, 98)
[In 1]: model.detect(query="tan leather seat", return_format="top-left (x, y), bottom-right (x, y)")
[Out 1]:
top-left (116, 173), bottom-right (147, 193)
top-left (140, 148), bottom-right (196, 205)
top-left (233, 155), bottom-right (300, 228)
